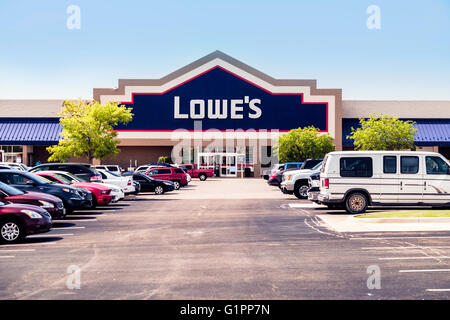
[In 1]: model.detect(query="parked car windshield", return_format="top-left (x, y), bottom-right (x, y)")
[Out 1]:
top-left (312, 162), bottom-right (323, 170)
top-left (0, 181), bottom-right (25, 195)
top-left (53, 174), bottom-right (73, 185)
top-left (30, 174), bottom-right (53, 184)
top-left (57, 172), bottom-right (85, 183)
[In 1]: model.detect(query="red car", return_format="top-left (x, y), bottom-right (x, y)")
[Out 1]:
top-left (0, 201), bottom-right (52, 243)
top-left (179, 164), bottom-right (214, 181)
top-left (35, 171), bottom-right (113, 207)
top-left (145, 167), bottom-right (188, 190)
top-left (0, 181), bottom-right (65, 220)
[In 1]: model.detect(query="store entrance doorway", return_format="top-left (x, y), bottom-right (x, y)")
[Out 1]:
top-left (197, 152), bottom-right (245, 177)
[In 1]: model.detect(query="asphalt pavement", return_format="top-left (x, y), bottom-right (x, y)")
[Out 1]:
top-left (1, 178), bottom-right (449, 299)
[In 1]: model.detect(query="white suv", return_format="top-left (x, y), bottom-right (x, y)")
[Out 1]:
top-left (280, 162), bottom-right (322, 199)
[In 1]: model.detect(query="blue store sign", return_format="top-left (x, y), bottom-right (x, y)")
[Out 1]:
top-left (116, 66), bottom-right (328, 132)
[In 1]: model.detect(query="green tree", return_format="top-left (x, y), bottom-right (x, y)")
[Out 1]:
top-left (347, 114), bottom-right (417, 150)
top-left (274, 126), bottom-right (335, 163)
top-left (158, 156), bottom-right (172, 164)
top-left (47, 99), bottom-right (133, 163)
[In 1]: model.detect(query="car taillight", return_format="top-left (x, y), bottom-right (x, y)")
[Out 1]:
top-left (90, 175), bottom-right (101, 182)
top-left (323, 178), bottom-right (329, 188)
top-left (127, 179), bottom-right (132, 186)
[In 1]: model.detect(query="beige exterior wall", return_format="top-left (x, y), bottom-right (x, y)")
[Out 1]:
top-left (0, 100), bottom-right (63, 118)
top-left (342, 100), bottom-right (450, 118)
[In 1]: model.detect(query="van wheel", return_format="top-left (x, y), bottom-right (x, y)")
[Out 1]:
top-left (0, 219), bottom-right (24, 243)
top-left (294, 182), bottom-right (309, 199)
top-left (173, 181), bottom-right (181, 190)
top-left (345, 193), bottom-right (368, 214)
top-left (199, 173), bottom-right (207, 181)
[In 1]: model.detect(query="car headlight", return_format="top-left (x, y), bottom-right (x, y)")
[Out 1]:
top-left (21, 210), bottom-right (43, 219)
top-left (101, 190), bottom-right (107, 194)
top-left (38, 200), bottom-right (54, 208)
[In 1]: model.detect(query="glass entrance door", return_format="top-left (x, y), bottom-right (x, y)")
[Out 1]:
top-left (220, 155), bottom-right (237, 177)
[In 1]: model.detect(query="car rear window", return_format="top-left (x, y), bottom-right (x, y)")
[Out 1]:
top-left (340, 157), bottom-right (373, 177)
top-left (286, 164), bottom-right (298, 169)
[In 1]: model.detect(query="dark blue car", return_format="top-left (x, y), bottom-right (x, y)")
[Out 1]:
top-left (0, 170), bottom-right (92, 214)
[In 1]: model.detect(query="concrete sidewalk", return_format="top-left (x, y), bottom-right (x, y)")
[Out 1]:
top-left (318, 214), bottom-right (450, 233)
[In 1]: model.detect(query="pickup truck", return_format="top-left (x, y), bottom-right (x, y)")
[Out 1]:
top-left (179, 164), bottom-right (214, 181)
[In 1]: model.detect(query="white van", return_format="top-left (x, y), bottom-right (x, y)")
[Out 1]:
top-left (318, 151), bottom-right (450, 214)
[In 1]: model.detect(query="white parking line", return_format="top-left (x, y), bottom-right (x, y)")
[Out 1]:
top-left (288, 203), bottom-right (322, 208)
top-left (351, 236), bottom-right (450, 240)
top-left (426, 289), bottom-right (450, 292)
top-left (0, 256), bottom-right (15, 258)
top-left (63, 219), bottom-right (97, 222)
top-left (0, 249), bottom-right (36, 253)
top-left (28, 233), bottom-right (74, 237)
top-left (379, 256), bottom-right (450, 260)
top-left (362, 246), bottom-right (450, 250)
top-left (185, 231), bottom-right (204, 235)
top-left (399, 269), bottom-right (450, 273)
top-left (53, 227), bottom-right (86, 230)
top-left (0, 242), bottom-right (57, 248)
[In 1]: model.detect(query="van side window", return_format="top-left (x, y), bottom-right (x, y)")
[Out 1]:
top-left (426, 156), bottom-right (449, 175)
top-left (340, 157), bottom-right (373, 177)
top-left (400, 156), bottom-right (419, 174)
top-left (383, 156), bottom-right (397, 174)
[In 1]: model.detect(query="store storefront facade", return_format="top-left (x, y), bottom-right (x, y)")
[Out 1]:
top-left (0, 51), bottom-right (449, 175)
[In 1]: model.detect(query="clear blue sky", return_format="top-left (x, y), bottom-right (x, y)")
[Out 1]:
top-left (0, 0), bottom-right (449, 100)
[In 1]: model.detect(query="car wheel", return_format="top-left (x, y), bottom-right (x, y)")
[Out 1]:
top-left (199, 173), bottom-right (207, 181)
top-left (154, 185), bottom-right (164, 195)
top-left (345, 192), bottom-right (368, 214)
top-left (0, 220), bottom-right (24, 243)
top-left (173, 181), bottom-right (180, 190)
top-left (294, 183), bottom-right (309, 199)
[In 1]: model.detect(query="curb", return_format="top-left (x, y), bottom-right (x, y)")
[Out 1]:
top-left (348, 215), bottom-right (450, 224)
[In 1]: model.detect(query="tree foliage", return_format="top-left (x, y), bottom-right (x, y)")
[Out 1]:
top-left (158, 156), bottom-right (172, 164)
top-left (274, 126), bottom-right (335, 163)
top-left (347, 114), bottom-right (417, 151)
top-left (47, 100), bottom-right (133, 163)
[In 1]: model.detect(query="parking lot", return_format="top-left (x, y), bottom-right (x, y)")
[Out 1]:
top-left (1, 178), bottom-right (450, 299)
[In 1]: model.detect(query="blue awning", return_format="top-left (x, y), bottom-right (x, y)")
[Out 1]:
top-left (343, 118), bottom-right (450, 147)
top-left (0, 118), bottom-right (62, 145)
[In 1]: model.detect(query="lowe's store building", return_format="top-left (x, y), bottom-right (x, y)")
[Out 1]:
top-left (1, 51), bottom-right (449, 177)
